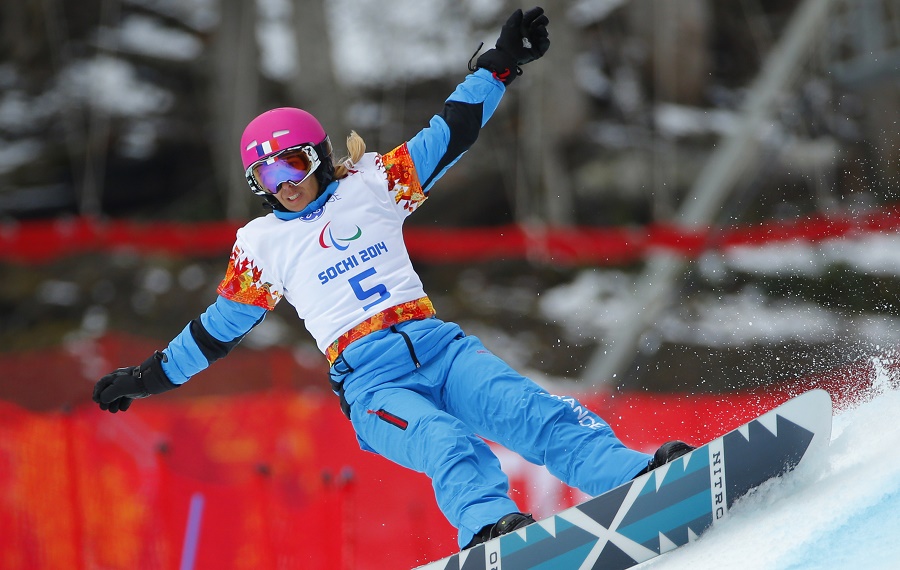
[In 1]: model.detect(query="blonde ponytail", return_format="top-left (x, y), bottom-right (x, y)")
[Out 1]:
top-left (333, 131), bottom-right (366, 179)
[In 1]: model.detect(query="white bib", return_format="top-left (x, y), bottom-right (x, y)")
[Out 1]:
top-left (216, 150), bottom-right (429, 354)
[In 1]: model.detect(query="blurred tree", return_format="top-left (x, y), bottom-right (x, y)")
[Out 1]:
top-left (2, 0), bottom-right (46, 69)
top-left (288, 0), bottom-right (348, 147)
top-left (211, 0), bottom-right (259, 221)
top-left (629, 0), bottom-right (712, 221)
top-left (79, 0), bottom-right (123, 218)
top-left (518, 0), bottom-right (586, 227)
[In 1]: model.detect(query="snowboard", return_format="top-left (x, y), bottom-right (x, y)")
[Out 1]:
top-left (414, 388), bottom-right (833, 570)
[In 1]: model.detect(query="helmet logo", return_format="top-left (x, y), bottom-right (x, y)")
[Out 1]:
top-left (246, 129), bottom-right (291, 158)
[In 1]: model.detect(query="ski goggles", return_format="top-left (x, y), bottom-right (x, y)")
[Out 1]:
top-left (245, 144), bottom-right (321, 195)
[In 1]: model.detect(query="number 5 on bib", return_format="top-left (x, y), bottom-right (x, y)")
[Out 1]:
top-left (349, 268), bottom-right (392, 311)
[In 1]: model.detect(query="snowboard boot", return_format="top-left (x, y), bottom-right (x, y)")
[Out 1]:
top-left (633, 440), bottom-right (696, 478)
top-left (463, 512), bottom-right (536, 550)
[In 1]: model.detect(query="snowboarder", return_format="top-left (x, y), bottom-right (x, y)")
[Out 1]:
top-left (92, 7), bottom-right (692, 550)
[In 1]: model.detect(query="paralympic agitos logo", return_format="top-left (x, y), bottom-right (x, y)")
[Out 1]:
top-left (318, 221), bottom-right (363, 251)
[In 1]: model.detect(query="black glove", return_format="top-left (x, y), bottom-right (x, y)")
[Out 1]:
top-left (92, 351), bottom-right (179, 413)
top-left (473, 7), bottom-right (550, 85)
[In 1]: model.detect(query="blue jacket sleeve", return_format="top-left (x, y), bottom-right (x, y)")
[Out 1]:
top-left (406, 68), bottom-right (506, 194)
top-left (160, 295), bottom-right (267, 384)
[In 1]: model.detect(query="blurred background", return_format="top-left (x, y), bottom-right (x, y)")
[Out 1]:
top-left (1, 0), bottom-right (899, 568)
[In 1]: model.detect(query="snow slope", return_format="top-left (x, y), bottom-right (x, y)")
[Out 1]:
top-left (640, 365), bottom-right (900, 569)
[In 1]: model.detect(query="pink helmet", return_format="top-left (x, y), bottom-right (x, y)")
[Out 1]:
top-left (240, 107), bottom-right (328, 169)
top-left (239, 107), bottom-right (335, 208)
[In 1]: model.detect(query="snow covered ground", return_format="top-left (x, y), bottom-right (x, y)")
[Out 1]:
top-left (539, 230), bottom-right (900, 353)
top-left (638, 362), bottom-right (900, 569)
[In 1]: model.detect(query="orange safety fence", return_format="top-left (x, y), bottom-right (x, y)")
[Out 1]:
top-left (0, 347), bottom-right (890, 570)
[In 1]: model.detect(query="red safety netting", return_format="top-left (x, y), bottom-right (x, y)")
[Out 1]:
top-left (3, 205), bottom-right (900, 265)
top-left (0, 348), bottom-right (889, 570)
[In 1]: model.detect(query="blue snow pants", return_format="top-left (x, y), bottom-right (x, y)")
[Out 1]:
top-left (331, 321), bottom-right (651, 549)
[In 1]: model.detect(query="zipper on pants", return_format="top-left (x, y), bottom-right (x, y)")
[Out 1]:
top-left (390, 325), bottom-right (420, 368)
